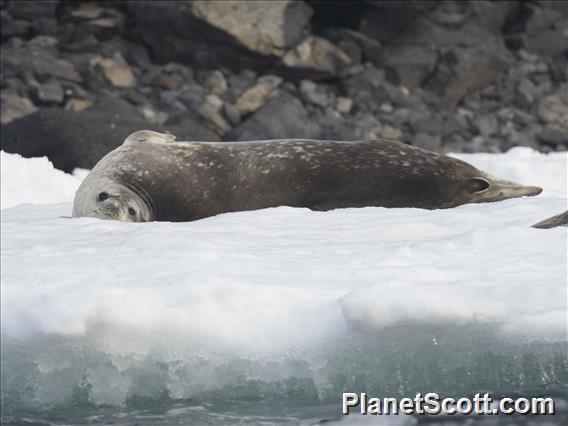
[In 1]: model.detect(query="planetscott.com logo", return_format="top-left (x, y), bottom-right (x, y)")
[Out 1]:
top-left (342, 392), bottom-right (555, 416)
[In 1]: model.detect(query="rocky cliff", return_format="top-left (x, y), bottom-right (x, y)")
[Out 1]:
top-left (1, 0), bottom-right (566, 172)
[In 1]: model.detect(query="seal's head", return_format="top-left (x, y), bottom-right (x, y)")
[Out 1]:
top-left (72, 176), bottom-right (152, 222)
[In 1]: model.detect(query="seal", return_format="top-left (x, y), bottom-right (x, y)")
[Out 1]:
top-left (72, 130), bottom-right (543, 222)
top-left (532, 210), bottom-right (568, 229)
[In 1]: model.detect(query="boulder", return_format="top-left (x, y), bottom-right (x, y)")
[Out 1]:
top-left (90, 55), bottom-right (137, 88)
top-left (0, 95), bottom-right (219, 172)
top-left (31, 80), bottom-right (65, 105)
top-left (198, 94), bottom-right (232, 135)
top-left (279, 36), bottom-right (352, 80)
top-left (191, 0), bottom-right (312, 56)
top-left (1, 38), bottom-right (82, 83)
top-left (380, 45), bottom-right (438, 90)
top-left (234, 75), bottom-right (283, 116)
top-left (128, 0), bottom-right (313, 71)
top-left (0, 93), bottom-right (38, 125)
top-left (234, 92), bottom-right (322, 141)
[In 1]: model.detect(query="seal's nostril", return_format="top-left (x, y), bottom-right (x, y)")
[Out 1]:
top-left (98, 192), bottom-right (109, 201)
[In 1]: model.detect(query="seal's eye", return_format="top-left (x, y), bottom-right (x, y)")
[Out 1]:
top-left (128, 207), bottom-right (136, 216)
top-left (98, 192), bottom-right (109, 201)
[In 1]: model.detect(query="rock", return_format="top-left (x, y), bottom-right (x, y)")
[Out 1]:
top-left (31, 80), bottom-right (65, 105)
top-left (380, 45), bottom-right (438, 90)
top-left (0, 95), bottom-right (219, 172)
top-left (128, 0), bottom-right (312, 71)
top-left (179, 81), bottom-right (208, 111)
top-left (522, 4), bottom-right (567, 62)
top-left (412, 132), bottom-right (442, 151)
top-left (153, 63), bottom-right (193, 91)
top-left (227, 69), bottom-right (257, 100)
top-left (234, 92), bottom-right (322, 141)
top-left (322, 28), bottom-right (381, 64)
top-left (205, 70), bottom-right (228, 96)
top-left (0, 93), bottom-right (38, 125)
top-left (1, 11), bottom-right (32, 40)
top-left (198, 94), bottom-right (232, 135)
top-left (280, 36), bottom-right (352, 80)
top-left (538, 124), bottom-right (568, 147)
top-left (165, 111), bottom-right (221, 142)
top-left (90, 56), bottom-right (137, 88)
top-left (340, 67), bottom-right (386, 111)
top-left (475, 114), bottom-right (499, 137)
top-left (336, 97), bottom-right (354, 114)
top-left (299, 79), bottom-right (334, 108)
top-left (69, 3), bottom-right (106, 20)
top-left (7, 1), bottom-right (57, 21)
top-left (223, 102), bottom-right (241, 126)
top-left (1, 39), bottom-right (82, 83)
top-left (538, 86), bottom-right (568, 127)
top-left (429, 47), bottom-right (512, 110)
top-left (359, 1), bottom-right (436, 43)
top-left (234, 75), bottom-right (282, 115)
top-left (380, 125), bottom-right (403, 140)
top-left (191, 0), bottom-right (312, 57)
top-left (355, 112), bottom-right (383, 139)
top-left (140, 105), bottom-right (169, 125)
top-left (64, 99), bottom-right (94, 112)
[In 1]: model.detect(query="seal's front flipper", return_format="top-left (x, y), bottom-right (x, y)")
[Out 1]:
top-left (124, 130), bottom-right (176, 145)
top-left (532, 210), bottom-right (568, 229)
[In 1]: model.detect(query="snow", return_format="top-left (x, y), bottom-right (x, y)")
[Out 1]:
top-left (1, 148), bottom-right (567, 414)
top-left (0, 151), bottom-right (86, 209)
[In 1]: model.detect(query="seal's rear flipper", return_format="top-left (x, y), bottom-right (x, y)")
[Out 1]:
top-left (532, 210), bottom-right (568, 229)
top-left (124, 130), bottom-right (176, 145)
top-left (469, 173), bottom-right (542, 204)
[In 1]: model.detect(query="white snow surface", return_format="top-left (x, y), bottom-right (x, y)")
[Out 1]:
top-left (1, 147), bottom-right (567, 351)
top-left (0, 151), bottom-right (86, 209)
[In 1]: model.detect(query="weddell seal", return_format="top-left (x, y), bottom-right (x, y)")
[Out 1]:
top-left (72, 130), bottom-right (543, 222)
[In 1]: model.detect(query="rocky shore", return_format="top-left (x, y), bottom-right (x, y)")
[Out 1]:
top-left (1, 0), bottom-right (566, 172)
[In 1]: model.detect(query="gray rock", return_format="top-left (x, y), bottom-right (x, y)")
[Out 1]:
top-left (234, 92), bottom-right (322, 141)
top-left (1, 39), bottom-right (82, 83)
top-left (336, 97), bottom-right (354, 114)
top-left (31, 80), bottom-right (65, 105)
top-left (205, 70), bottom-right (228, 96)
top-left (475, 114), bottom-right (499, 137)
top-left (191, 0), bottom-right (312, 56)
top-left (538, 124), bottom-right (568, 147)
top-left (0, 93), bottom-right (38, 125)
top-left (412, 132), bottom-right (442, 151)
top-left (0, 95), bottom-right (219, 172)
top-left (279, 36), bottom-right (352, 80)
top-left (299, 80), bottom-right (334, 108)
top-left (7, 0), bottom-right (57, 20)
top-left (427, 47), bottom-right (512, 110)
top-left (140, 105), bottom-right (169, 125)
top-left (227, 69), bottom-right (257, 100)
top-left (380, 45), bottom-right (438, 90)
top-left (538, 86), bottom-right (568, 127)
top-left (223, 102), bottom-right (241, 126)
top-left (179, 82), bottom-right (208, 111)
top-left (198, 94), bottom-right (232, 135)
top-left (128, 0), bottom-right (312, 71)
top-left (322, 28), bottom-right (381, 64)
top-left (1, 11), bottom-right (31, 40)
top-left (234, 75), bottom-right (282, 115)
